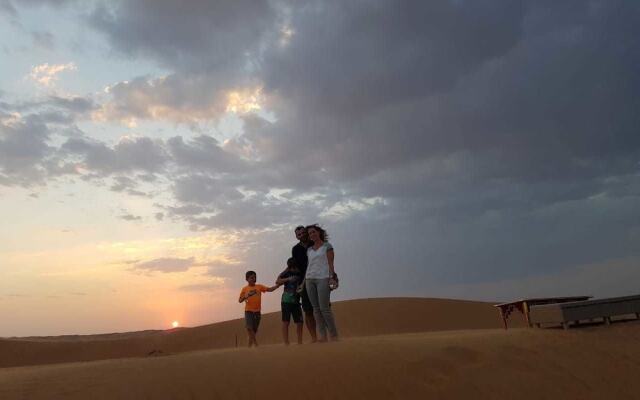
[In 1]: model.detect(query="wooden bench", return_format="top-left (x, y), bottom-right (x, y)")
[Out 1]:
top-left (529, 294), bottom-right (640, 329)
top-left (494, 296), bottom-right (591, 329)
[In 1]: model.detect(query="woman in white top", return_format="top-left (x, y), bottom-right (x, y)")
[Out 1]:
top-left (305, 224), bottom-right (339, 341)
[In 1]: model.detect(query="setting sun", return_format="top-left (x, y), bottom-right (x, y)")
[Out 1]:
top-left (172, 321), bottom-right (179, 328)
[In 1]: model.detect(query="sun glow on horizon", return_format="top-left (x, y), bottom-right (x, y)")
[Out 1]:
top-left (172, 321), bottom-right (179, 328)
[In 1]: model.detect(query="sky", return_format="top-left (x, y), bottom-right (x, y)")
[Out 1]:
top-left (1, 0), bottom-right (639, 337)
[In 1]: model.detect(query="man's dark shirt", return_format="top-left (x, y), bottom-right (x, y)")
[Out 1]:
top-left (292, 242), bottom-right (310, 276)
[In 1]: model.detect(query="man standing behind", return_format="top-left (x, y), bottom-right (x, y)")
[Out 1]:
top-left (292, 225), bottom-right (317, 343)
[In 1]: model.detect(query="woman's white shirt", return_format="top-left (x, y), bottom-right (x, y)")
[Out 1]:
top-left (305, 242), bottom-right (334, 279)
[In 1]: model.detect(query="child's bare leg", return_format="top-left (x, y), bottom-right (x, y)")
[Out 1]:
top-left (282, 321), bottom-right (290, 345)
top-left (305, 311), bottom-right (317, 342)
top-left (247, 328), bottom-right (256, 348)
top-left (296, 322), bottom-right (303, 344)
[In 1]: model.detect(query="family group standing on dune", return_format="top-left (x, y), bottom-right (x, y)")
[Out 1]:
top-left (238, 224), bottom-right (339, 347)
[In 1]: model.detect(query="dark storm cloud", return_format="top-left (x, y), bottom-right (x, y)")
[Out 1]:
top-left (257, 0), bottom-right (640, 190)
top-left (165, 171), bottom-right (304, 229)
top-left (1, 95), bottom-right (96, 130)
top-left (0, 113), bottom-right (54, 186)
top-left (99, 75), bottom-right (235, 124)
top-left (264, 0), bottom-right (526, 116)
top-left (238, 0), bottom-right (640, 289)
top-left (167, 135), bottom-right (247, 173)
top-left (89, 0), bottom-right (279, 73)
top-left (61, 136), bottom-right (168, 175)
top-left (166, 170), bottom-right (328, 230)
top-left (183, 195), bottom-right (298, 230)
top-left (0, 95), bottom-right (106, 187)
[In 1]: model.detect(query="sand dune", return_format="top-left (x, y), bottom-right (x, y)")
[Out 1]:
top-left (6, 297), bottom-right (637, 399)
top-left (1, 322), bottom-right (639, 399)
top-left (0, 297), bottom-right (519, 368)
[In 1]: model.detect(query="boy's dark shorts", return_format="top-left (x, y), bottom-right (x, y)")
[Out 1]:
top-left (300, 287), bottom-right (313, 313)
top-left (245, 311), bottom-right (261, 332)
top-left (281, 302), bottom-right (303, 323)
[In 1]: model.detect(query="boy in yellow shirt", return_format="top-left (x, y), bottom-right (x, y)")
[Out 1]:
top-left (238, 270), bottom-right (280, 347)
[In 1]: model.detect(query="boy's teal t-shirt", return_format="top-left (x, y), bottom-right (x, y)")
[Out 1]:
top-left (282, 291), bottom-right (299, 304)
top-left (279, 270), bottom-right (302, 304)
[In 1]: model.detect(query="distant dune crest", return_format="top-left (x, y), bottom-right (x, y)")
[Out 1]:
top-left (0, 297), bottom-right (515, 368)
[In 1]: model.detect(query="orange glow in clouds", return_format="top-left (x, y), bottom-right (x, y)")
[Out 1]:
top-left (225, 87), bottom-right (263, 113)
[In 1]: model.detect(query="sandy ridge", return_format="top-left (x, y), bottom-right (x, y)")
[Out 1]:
top-left (1, 323), bottom-right (639, 399)
top-left (0, 297), bottom-right (517, 368)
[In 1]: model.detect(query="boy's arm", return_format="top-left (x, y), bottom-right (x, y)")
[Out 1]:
top-left (275, 270), bottom-right (288, 285)
top-left (238, 289), bottom-right (247, 303)
top-left (276, 273), bottom-right (296, 285)
top-left (266, 284), bottom-right (282, 292)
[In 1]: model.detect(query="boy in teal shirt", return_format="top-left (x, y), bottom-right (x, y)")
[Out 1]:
top-left (276, 258), bottom-right (304, 345)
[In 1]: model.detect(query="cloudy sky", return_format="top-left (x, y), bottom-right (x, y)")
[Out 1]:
top-left (1, 0), bottom-right (639, 336)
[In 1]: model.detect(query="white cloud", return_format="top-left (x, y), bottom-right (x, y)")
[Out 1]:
top-left (28, 62), bottom-right (77, 87)
top-left (93, 75), bottom-right (267, 125)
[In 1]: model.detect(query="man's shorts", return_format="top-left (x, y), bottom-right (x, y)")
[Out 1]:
top-left (281, 302), bottom-right (303, 323)
top-left (245, 311), bottom-right (261, 332)
top-left (300, 287), bottom-right (313, 314)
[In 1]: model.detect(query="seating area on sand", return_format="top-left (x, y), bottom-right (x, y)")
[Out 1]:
top-left (529, 294), bottom-right (640, 329)
top-left (495, 295), bottom-right (640, 330)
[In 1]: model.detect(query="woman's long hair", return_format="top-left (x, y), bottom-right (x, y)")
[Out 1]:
top-left (306, 224), bottom-right (328, 242)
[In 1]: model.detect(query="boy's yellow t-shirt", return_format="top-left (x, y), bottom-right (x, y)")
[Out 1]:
top-left (240, 284), bottom-right (268, 312)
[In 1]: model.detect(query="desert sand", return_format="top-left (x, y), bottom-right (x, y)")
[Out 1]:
top-left (1, 297), bottom-right (639, 399)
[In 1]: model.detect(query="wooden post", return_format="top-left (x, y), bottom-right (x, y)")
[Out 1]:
top-left (523, 301), bottom-right (532, 328)
top-left (562, 322), bottom-right (569, 330)
top-left (635, 313), bottom-right (639, 320)
top-left (498, 307), bottom-right (508, 330)
top-left (604, 316), bottom-right (611, 325)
